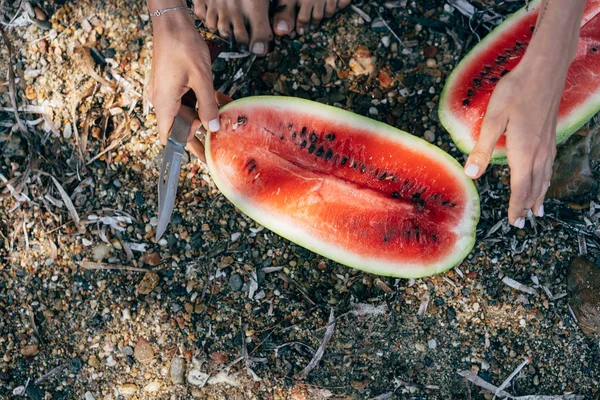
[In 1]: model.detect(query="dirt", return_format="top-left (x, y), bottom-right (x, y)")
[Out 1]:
top-left (1, 0), bottom-right (599, 399)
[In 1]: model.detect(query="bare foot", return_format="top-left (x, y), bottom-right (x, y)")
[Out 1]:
top-left (273, 0), bottom-right (352, 36)
top-left (192, 0), bottom-right (273, 56)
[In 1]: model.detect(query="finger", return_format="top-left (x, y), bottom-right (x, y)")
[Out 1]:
top-left (190, 55), bottom-right (219, 132)
top-left (532, 157), bottom-right (553, 217)
top-left (154, 91), bottom-right (184, 146)
top-left (464, 89), bottom-right (509, 179)
top-left (205, 5), bottom-right (218, 31)
top-left (186, 136), bottom-right (207, 164)
top-left (507, 161), bottom-right (533, 228)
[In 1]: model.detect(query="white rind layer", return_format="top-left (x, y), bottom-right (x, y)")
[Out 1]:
top-left (206, 96), bottom-right (480, 278)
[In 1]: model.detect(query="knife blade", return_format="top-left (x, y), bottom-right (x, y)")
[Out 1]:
top-left (155, 111), bottom-right (193, 241)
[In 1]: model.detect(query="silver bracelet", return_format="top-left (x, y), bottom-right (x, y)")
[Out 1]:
top-left (149, 6), bottom-right (194, 17)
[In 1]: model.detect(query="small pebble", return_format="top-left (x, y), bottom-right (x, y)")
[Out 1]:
top-left (169, 357), bottom-right (186, 384)
top-left (229, 274), bottom-right (243, 291)
top-left (427, 339), bottom-right (437, 349)
top-left (84, 392), bottom-right (95, 400)
top-left (118, 384), bottom-right (138, 395)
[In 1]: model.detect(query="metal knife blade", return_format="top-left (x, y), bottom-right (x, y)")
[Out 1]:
top-left (155, 113), bottom-right (193, 241)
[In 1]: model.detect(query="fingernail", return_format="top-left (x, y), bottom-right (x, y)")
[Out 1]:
top-left (252, 42), bottom-right (265, 55)
top-left (208, 118), bottom-right (220, 132)
top-left (276, 20), bottom-right (289, 32)
top-left (536, 205), bottom-right (544, 217)
top-left (464, 164), bottom-right (480, 178)
top-left (514, 217), bottom-right (525, 229)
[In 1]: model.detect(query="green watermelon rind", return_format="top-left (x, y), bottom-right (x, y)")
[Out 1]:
top-left (206, 96), bottom-right (480, 279)
top-left (439, 0), bottom-right (538, 164)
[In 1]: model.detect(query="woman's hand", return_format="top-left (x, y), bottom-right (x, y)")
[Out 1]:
top-left (147, 0), bottom-right (219, 160)
top-left (463, 0), bottom-right (586, 228)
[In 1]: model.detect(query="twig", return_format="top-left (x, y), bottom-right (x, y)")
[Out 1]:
top-left (0, 24), bottom-right (27, 132)
top-left (417, 290), bottom-right (431, 318)
top-left (493, 359), bottom-right (530, 400)
top-left (502, 277), bottom-right (538, 296)
top-left (46, 174), bottom-right (83, 232)
top-left (295, 309), bottom-right (335, 380)
top-left (80, 261), bottom-right (150, 272)
top-left (368, 393), bottom-right (394, 400)
top-left (375, 9), bottom-right (404, 47)
top-left (34, 362), bottom-right (70, 385)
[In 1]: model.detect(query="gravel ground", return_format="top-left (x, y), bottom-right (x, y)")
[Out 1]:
top-left (1, 0), bottom-right (599, 399)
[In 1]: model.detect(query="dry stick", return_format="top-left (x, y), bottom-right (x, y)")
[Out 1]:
top-left (493, 358), bottom-right (530, 400)
top-left (375, 9), bottom-right (404, 47)
top-left (34, 362), bottom-right (70, 385)
top-left (0, 25), bottom-right (26, 133)
top-left (80, 261), bottom-right (150, 273)
top-left (295, 308), bottom-right (336, 380)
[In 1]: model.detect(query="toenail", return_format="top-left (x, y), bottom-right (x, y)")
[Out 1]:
top-left (276, 20), bottom-right (289, 32)
top-left (252, 42), bottom-right (265, 55)
top-left (298, 27), bottom-right (305, 34)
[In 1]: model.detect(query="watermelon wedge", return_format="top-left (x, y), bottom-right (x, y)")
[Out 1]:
top-left (439, 0), bottom-right (600, 163)
top-left (206, 97), bottom-right (480, 278)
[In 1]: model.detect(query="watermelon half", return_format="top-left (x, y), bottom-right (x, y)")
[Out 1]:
top-left (205, 97), bottom-right (480, 278)
top-left (439, 0), bottom-right (600, 163)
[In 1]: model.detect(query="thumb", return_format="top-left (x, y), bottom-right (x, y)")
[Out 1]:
top-left (464, 101), bottom-right (508, 180)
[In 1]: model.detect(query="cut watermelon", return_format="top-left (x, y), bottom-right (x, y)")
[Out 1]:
top-left (206, 97), bottom-right (480, 278)
top-left (439, 0), bottom-right (600, 163)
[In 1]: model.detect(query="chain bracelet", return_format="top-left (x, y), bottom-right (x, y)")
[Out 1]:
top-left (149, 6), bottom-right (194, 17)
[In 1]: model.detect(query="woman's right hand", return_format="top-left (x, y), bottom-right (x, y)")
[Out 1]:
top-left (147, 0), bottom-right (219, 160)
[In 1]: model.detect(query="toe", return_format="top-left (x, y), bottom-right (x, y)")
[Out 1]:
top-left (205, 6), bottom-right (218, 31)
top-left (217, 14), bottom-right (232, 38)
top-left (273, 0), bottom-right (296, 36)
top-left (325, 0), bottom-right (337, 18)
top-left (338, 0), bottom-right (351, 9)
top-left (193, 0), bottom-right (208, 20)
top-left (231, 14), bottom-right (250, 46)
top-left (296, 0), bottom-right (313, 35)
top-left (311, 0), bottom-right (325, 26)
top-left (247, 4), bottom-right (273, 55)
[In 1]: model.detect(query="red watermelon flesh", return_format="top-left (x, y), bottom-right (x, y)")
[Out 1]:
top-left (439, 0), bottom-right (600, 162)
top-left (206, 97), bottom-right (480, 278)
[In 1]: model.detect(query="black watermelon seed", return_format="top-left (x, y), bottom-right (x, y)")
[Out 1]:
top-left (495, 55), bottom-right (506, 64)
top-left (530, 25), bottom-right (535, 32)
top-left (411, 193), bottom-right (421, 202)
top-left (280, 136), bottom-right (284, 140)
top-left (247, 159), bottom-right (256, 166)
top-left (301, 140), bottom-right (307, 148)
top-left (310, 133), bottom-right (318, 142)
top-left (417, 200), bottom-right (425, 211)
top-left (462, 99), bottom-right (470, 106)
top-left (592, 47), bottom-right (598, 53)
top-left (301, 127), bottom-right (307, 136)
top-left (391, 192), bottom-right (399, 198)
top-left (433, 194), bottom-right (439, 200)
top-left (490, 77), bottom-right (500, 82)
top-left (473, 78), bottom-right (481, 88)
top-left (501, 69), bottom-right (510, 76)
top-left (516, 41), bottom-right (522, 47)
top-left (415, 226), bottom-right (420, 240)
top-left (340, 156), bottom-right (348, 166)
top-left (379, 172), bottom-right (387, 180)
top-left (325, 133), bottom-right (336, 141)
top-left (292, 132), bottom-right (297, 139)
top-left (325, 149), bottom-right (333, 160)
top-left (360, 165), bottom-right (367, 173)
top-left (484, 65), bottom-right (492, 71)
top-left (467, 89), bottom-right (474, 97)
top-left (505, 48), bottom-right (512, 54)
top-left (431, 233), bottom-right (437, 242)
top-left (352, 162), bottom-right (358, 169)
top-left (316, 146), bottom-right (324, 157)
top-left (442, 200), bottom-right (449, 206)
top-left (308, 143), bottom-right (316, 153)
top-left (449, 203), bottom-right (456, 208)
top-left (237, 116), bottom-right (247, 124)
top-left (287, 122), bottom-right (293, 129)
top-left (481, 70), bottom-right (488, 77)
top-left (249, 164), bottom-right (257, 173)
